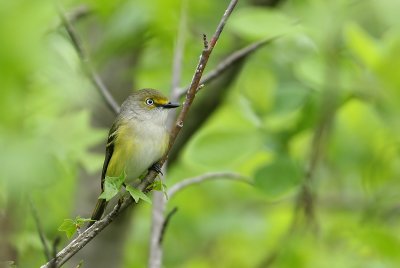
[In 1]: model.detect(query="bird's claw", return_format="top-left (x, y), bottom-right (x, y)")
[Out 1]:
top-left (149, 163), bottom-right (163, 175)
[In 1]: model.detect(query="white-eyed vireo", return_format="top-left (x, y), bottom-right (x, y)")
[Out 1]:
top-left (89, 89), bottom-right (180, 225)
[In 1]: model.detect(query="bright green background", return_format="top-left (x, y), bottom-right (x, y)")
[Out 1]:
top-left (1, 0), bottom-right (400, 267)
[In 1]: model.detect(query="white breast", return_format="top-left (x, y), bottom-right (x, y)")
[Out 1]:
top-left (125, 119), bottom-right (168, 181)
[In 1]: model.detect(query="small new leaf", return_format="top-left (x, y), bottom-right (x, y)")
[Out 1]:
top-left (58, 216), bottom-right (94, 238)
top-left (58, 219), bottom-right (76, 239)
top-left (126, 185), bottom-right (152, 204)
top-left (99, 172), bottom-right (126, 201)
top-left (147, 180), bottom-right (169, 200)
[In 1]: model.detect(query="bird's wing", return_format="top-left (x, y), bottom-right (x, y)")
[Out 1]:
top-left (100, 121), bottom-right (118, 190)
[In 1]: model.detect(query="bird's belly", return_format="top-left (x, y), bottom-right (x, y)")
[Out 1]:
top-left (125, 126), bottom-right (168, 181)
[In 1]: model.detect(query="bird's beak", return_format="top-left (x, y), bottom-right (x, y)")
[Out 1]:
top-left (162, 102), bottom-right (180, 109)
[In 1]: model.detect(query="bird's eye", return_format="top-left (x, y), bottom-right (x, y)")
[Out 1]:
top-left (145, 98), bottom-right (154, 106)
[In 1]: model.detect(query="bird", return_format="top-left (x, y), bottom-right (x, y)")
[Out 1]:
top-left (88, 89), bottom-right (180, 226)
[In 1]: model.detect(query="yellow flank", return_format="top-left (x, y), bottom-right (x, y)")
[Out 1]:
top-left (105, 122), bottom-right (135, 178)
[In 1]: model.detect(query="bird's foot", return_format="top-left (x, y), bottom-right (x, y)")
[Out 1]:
top-left (149, 163), bottom-right (163, 176)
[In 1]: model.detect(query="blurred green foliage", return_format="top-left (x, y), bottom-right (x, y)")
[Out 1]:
top-left (1, 0), bottom-right (400, 267)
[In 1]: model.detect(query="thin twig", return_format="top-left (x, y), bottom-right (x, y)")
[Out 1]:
top-left (174, 37), bottom-right (276, 99)
top-left (158, 207), bottom-right (178, 245)
top-left (168, 0), bottom-right (238, 146)
top-left (168, 172), bottom-right (251, 199)
top-left (28, 198), bottom-right (51, 261)
top-left (57, 5), bottom-right (120, 114)
top-left (41, 1), bottom-right (238, 267)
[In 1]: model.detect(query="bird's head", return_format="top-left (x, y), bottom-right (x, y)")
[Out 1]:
top-left (120, 88), bottom-right (180, 123)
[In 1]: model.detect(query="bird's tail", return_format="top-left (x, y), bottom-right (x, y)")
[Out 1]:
top-left (88, 198), bottom-right (108, 228)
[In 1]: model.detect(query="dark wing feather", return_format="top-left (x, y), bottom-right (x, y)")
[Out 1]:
top-left (88, 121), bottom-right (119, 227)
top-left (100, 121), bottom-right (118, 190)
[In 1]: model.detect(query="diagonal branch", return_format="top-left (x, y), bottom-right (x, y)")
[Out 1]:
top-left (174, 37), bottom-right (277, 99)
top-left (40, 1), bottom-right (239, 267)
top-left (40, 199), bottom-right (124, 268)
top-left (168, 0), bottom-right (238, 145)
top-left (57, 5), bottom-right (120, 114)
top-left (167, 172), bottom-right (251, 199)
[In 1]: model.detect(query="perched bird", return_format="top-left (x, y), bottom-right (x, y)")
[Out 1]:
top-left (89, 89), bottom-right (180, 226)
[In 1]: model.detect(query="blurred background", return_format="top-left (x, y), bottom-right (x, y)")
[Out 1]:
top-left (1, 0), bottom-right (400, 267)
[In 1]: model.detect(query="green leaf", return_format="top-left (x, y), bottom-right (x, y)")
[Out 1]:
top-left (58, 219), bottom-right (76, 239)
top-left (99, 172), bottom-right (126, 201)
top-left (126, 185), bottom-right (152, 204)
top-left (254, 156), bottom-right (301, 198)
top-left (147, 180), bottom-right (168, 199)
top-left (58, 216), bottom-right (95, 239)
